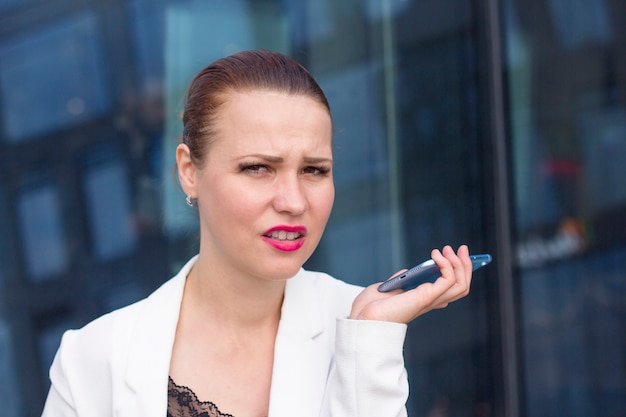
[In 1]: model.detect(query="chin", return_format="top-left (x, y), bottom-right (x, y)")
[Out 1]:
top-left (262, 260), bottom-right (305, 281)
top-left (271, 267), bottom-right (302, 281)
top-left (254, 246), bottom-right (314, 280)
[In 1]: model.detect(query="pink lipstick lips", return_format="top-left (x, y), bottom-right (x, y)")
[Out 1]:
top-left (262, 225), bottom-right (307, 252)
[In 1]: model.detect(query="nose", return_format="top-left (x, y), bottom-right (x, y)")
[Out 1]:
top-left (273, 174), bottom-right (308, 215)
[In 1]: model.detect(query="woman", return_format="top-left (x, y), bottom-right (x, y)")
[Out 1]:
top-left (42, 50), bottom-right (473, 417)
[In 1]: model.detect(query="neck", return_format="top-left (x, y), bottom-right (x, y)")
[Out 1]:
top-left (183, 254), bottom-right (286, 331)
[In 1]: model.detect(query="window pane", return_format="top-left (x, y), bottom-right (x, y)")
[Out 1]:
top-left (83, 152), bottom-right (137, 261)
top-left (0, 12), bottom-right (110, 142)
top-left (17, 184), bottom-right (68, 281)
top-left (504, 0), bottom-right (626, 415)
top-left (2, 0), bottom-right (498, 413)
top-left (0, 320), bottom-right (21, 417)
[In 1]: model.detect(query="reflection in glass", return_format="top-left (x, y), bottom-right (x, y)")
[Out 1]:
top-left (505, 0), bottom-right (626, 415)
top-left (0, 185), bottom-right (8, 287)
top-left (324, 211), bottom-right (394, 286)
top-left (521, 248), bottom-right (626, 416)
top-left (317, 62), bottom-right (395, 283)
top-left (547, 0), bottom-right (611, 50)
top-left (0, 12), bottom-right (109, 142)
top-left (36, 321), bottom-right (70, 389)
top-left (129, 0), bottom-right (167, 82)
top-left (578, 108), bottom-right (626, 214)
top-left (319, 63), bottom-right (388, 188)
top-left (17, 184), bottom-right (68, 281)
top-left (83, 158), bottom-right (137, 261)
top-left (0, 0), bottom-right (34, 12)
top-left (0, 320), bottom-right (21, 417)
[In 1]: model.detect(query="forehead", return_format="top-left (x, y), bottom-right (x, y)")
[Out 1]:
top-left (211, 91), bottom-right (333, 155)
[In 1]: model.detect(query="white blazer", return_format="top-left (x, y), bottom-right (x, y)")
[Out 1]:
top-left (42, 257), bottom-right (409, 417)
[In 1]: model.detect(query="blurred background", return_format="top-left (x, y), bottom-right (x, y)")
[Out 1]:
top-left (0, 0), bottom-right (624, 416)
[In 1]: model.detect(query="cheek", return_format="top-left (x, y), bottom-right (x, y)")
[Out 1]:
top-left (312, 184), bottom-right (335, 221)
top-left (220, 190), bottom-right (264, 222)
top-left (203, 180), bottom-right (261, 225)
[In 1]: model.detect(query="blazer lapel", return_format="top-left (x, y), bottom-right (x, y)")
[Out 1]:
top-left (119, 260), bottom-right (334, 417)
top-left (268, 270), bottom-right (332, 417)
top-left (121, 257), bottom-right (195, 416)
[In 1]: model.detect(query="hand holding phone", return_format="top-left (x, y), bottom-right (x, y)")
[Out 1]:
top-left (378, 254), bottom-right (492, 292)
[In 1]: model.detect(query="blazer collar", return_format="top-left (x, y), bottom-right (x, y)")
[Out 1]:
top-left (279, 268), bottom-right (325, 339)
top-left (123, 258), bottom-right (329, 416)
top-left (268, 269), bottom-right (331, 417)
top-left (123, 256), bottom-right (194, 414)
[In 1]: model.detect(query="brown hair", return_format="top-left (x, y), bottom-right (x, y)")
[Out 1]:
top-left (182, 50), bottom-right (331, 168)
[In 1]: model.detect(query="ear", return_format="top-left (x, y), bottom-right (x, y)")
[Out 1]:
top-left (176, 143), bottom-right (198, 198)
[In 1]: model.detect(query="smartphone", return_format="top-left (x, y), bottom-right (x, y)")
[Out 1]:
top-left (377, 254), bottom-right (492, 292)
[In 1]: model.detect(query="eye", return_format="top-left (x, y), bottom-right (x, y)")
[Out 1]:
top-left (302, 165), bottom-right (331, 177)
top-left (239, 163), bottom-right (270, 175)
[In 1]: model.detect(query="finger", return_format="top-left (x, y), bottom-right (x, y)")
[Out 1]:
top-left (453, 246), bottom-right (471, 294)
top-left (431, 248), bottom-right (451, 276)
top-left (442, 244), bottom-right (472, 290)
top-left (458, 245), bottom-right (473, 287)
top-left (430, 245), bottom-right (472, 302)
top-left (432, 246), bottom-right (457, 285)
top-left (444, 245), bottom-right (466, 284)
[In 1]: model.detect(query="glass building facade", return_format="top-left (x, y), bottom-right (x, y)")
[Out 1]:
top-left (0, 0), bottom-right (624, 416)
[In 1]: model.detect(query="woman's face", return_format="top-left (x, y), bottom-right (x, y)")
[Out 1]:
top-left (182, 91), bottom-right (334, 282)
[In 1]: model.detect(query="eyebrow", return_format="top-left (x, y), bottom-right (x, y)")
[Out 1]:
top-left (239, 154), bottom-right (333, 164)
top-left (304, 156), bottom-right (333, 164)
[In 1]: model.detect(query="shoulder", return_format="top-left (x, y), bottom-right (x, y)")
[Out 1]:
top-left (49, 257), bottom-right (193, 378)
top-left (45, 258), bottom-right (195, 413)
top-left (69, 270), bottom-right (186, 347)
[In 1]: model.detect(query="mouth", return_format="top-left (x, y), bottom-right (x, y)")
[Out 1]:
top-left (262, 226), bottom-right (307, 252)
top-left (264, 230), bottom-right (304, 241)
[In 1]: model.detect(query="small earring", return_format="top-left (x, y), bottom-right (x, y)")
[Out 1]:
top-left (185, 195), bottom-right (197, 207)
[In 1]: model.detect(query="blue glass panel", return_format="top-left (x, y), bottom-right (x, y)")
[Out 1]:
top-left (0, 185), bottom-right (7, 287)
top-left (0, 12), bottom-right (110, 142)
top-left (0, 0), bottom-right (35, 13)
top-left (36, 319), bottom-right (76, 390)
top-left (83, 157), bottom-right (137, 261)
top-left (0, 321), bottom-right (21, 417)
top-left (17, 184), bottom-right (68, 281)
top-left (129, 0), bottom-right (166, 82)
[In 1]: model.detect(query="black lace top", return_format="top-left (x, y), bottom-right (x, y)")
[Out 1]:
top-left (167, 376), bottom-right (235, 417)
